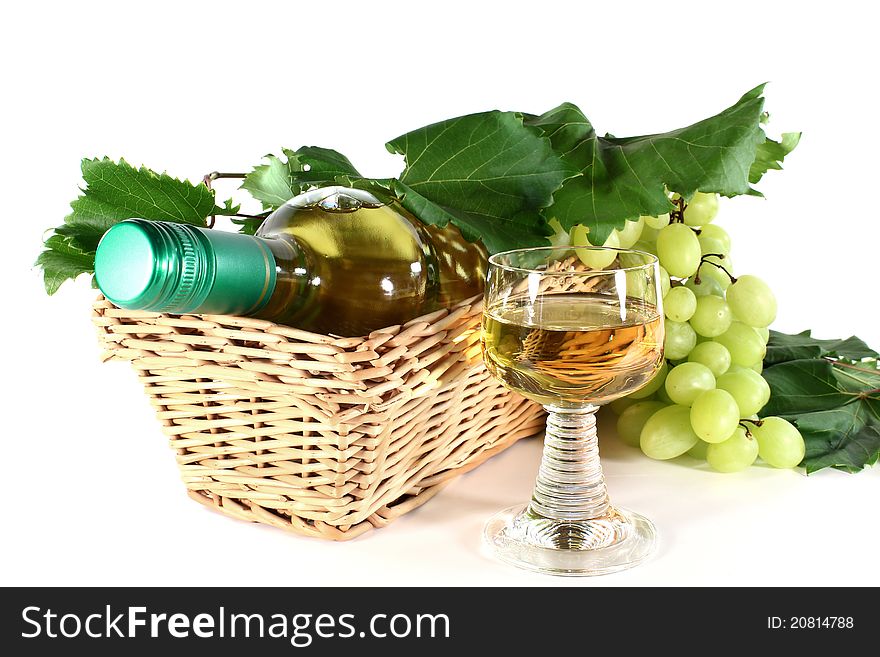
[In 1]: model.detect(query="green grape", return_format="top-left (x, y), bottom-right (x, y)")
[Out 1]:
top-left (726, 275), bottom-right (777, 328)
top-left (659, 266), bottom-right (671, 298)
top-left (699, 235), bottom-right (728, 256)
top-left (625, 269), bottom-right (650, 298)
top-left (698, 256), bottom-right (733, 290)
top-left (688, 295), bottom-right (733, 337)
top-left (664, 320), bottom-right (697, 360)
top-left (571, 224), bottom-right (620, 269)
top-left (700, 224), bottom-right (730, 249)
top-left (685, 274), bottom-right (724, 298)
top-left (655, 384), bottom-right (675, 405)
top-left (687, 341), bottom-right (731, 376)
top-left (609, 396), bottom-right (638, 415)
top-left (644, 213), bottom-right (671, 229)
top-left (664, 286), bottom-right (697, 322)
top-left (687, 440), bottom-right (709, 460)
top-left (750, 361), bottom-right (763, 374)
top-left (714, 321), bottom-right (767, 366)
top-left (656, 223), bottom-right (701, 278)
top-left (698, 224), bottom-right (731, 256)
top-left (751, 417), bottom-right (805, 469)
top-left (682, 192), bottom-right (719, 226)
top-left (546, 218), bottom-right (571, 247)
top-left (715, 369), bottom-right (771, 417)
top-left (617, 401), bottom-right (666, 447)
top-left (755, 326), bottom-right (770, 343)
top-left (690, 389), bottom-right (740, 443)
top-left (636, 225), bottom-right (660, 243)
top-left (616, 216), bottom-right (645, 248)
top-left (706, 426), bottom-right (758, 472)
top-left (664, 362), bottom-right (716, 406)
top-left (628, 361), bottom-right (668, 399)
top-left (640, 405), bottom-right (700, 459)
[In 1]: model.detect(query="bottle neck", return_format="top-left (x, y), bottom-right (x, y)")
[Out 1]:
top-left (250, 235), bottom-right (314, 322)
top-left (193, 228), bottom-right (280, 316)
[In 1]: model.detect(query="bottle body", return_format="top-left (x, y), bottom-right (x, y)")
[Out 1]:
top-left (94, 187), bottom-right (487, 336)
top-left (256, 188), bottom-right (487, 334)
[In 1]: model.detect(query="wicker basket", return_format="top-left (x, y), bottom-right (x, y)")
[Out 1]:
top-left (92, 295), bottom-right (544, 540)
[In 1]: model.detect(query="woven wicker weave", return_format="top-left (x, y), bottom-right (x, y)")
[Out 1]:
top-left (92, 295), bottom-right (544, 540)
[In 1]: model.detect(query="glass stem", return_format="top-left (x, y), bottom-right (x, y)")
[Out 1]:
top-left (528, 405), bottom-right (610, 522)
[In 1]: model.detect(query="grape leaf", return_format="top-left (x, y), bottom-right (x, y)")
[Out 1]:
top-left (242, 113), bottom-right (576, 252)
top-left (765, 329), bottom-right (878, 365)
top-left (386, 110), bottom-right (578, 252)
top-left (761, 359), bottom-right (856, 415)
top-left (391, 180), bottom-right (552, 252)
top-left (334, 176), bottom-right (400, 206)
top-left (763, 331), bottom-right (880, 472)
top-left (533, 85), bottom-right (782, 244)
top-left (36, 158), bottom-right (237, 294)
top-left (229, 215), bottom-right (265, 236)
top-left (749, 132), bottom-right (801, 185)
top-left (68, 157), bottom-right (225, 232)
top-left (238, 86), bottom-right (794, 253)
top-left (798, 418), bottom-right (880, 474)
top-left (34, 235), bottom-right (95, 295)
top-left (241, 146), bottom-right (362, 209)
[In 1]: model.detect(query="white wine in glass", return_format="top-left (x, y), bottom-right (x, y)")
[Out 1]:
top-left (483, 292), bottom-right (663, 407)
top-left (480, 247), bottom-right (664, 576)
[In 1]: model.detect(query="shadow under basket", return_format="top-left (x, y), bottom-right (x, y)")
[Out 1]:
top-left (92, 295), bottom-right (544, 540)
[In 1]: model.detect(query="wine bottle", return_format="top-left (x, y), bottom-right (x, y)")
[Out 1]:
top-left (94, 186), bottom-right (487, 336)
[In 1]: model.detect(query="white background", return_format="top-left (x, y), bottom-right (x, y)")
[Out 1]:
top-left (2, 0), bottom-right (878, 586)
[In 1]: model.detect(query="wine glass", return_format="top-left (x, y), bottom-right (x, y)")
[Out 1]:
top-left (480, 245), bottom-right (664, 576)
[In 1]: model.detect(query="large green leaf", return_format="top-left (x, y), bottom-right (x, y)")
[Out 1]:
top-left (68, 157), bottom-right (223, 232)
top-left (36, 158), bottom-right (236, 294)
top-left (765, 329), bottom-right (878, 365)
top-left (386, 110), bottom-right (577, 253)
top-left (535, 85), bottom-right (773, 244)
top-left (392, 180), bottom-right (552, 252)
top-left (762, 359), bottom-right (858, 415)
top-left (763, 332), bottom-right (880, 473)
top-left (236, 86), bottom-right (795, 253)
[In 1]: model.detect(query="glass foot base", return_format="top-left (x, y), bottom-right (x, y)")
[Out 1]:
top-left (483, 504), bottom-right (657, 577)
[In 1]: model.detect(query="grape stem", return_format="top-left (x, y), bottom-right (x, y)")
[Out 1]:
top-left (696, 253), bottom-right (737, 284)
top-left (826, 358), bottom-right (880, 374)
top-left (825, 359), bottom-right (880, 400)
top-left (204, 171), bottom-right (248, 182)
top-left (670, 195), bottom-right (686, 224)
top-left (229, 212), bottom-right (271, 220)
top-left (740, 418), bottom-right (764, 427)
top-left (202, 171), bottom-right (249, 228)
top-left (737, 421), bottom-right (757, 438)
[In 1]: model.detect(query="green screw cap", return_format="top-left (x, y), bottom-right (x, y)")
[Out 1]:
top-left (94, 219), bottom-right (277, 316)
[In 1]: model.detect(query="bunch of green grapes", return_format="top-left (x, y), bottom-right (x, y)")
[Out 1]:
top-left (562, 193), bottom-right (806, 473)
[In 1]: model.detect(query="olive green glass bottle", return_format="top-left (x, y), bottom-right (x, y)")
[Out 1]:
top-left (94, 187), bottom-right (487, 336)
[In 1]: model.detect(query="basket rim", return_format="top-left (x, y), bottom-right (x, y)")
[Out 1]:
top-left (93, 293), bottom-right (485, 344)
